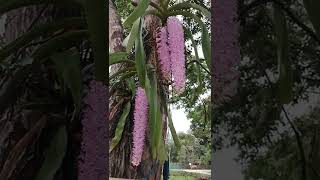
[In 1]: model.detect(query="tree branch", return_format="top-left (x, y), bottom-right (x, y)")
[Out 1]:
top-left (187, 59), bottom-right (212, 76)
top-left (261, 69), bottom-right (307, 180)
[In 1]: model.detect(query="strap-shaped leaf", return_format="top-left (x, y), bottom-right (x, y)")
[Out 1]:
top-left (83, 0), bottom-right (108, 82)
top-left (123, 0), bottom-right (150, 27)
top-left (273, 4), bottom-right (293, 104)
top-left (109, 67), bottom-right (136, 80)
top-left (0, 17), bottom-right (86, 62)
top-left (168, 110), bottom-right (181, 150)
top-left (145, 69), bottom-right (162, 159)
top-left (158, 138), bottom-right (168, 164)
top-left (35, 126), bottom-right (67, 180)
top-left (303, 0), bottom-right (320, 38)
top-left (201, 23), bottom-right (211, 69)
top-left (51, 49), bottom-right (82, 110)
top-left (125, 19), bottom-right (141, 52)
top-left (169, 10), bottom-right (211, 69)
top-left (32, 30), bottom-right (88, 61)
top-left (168, 2), bottom-right (211, 19)
top-left (135, 18), bottom-right (147, 87)
top-left (110, 102), bottom-right (131, 153)
top-left (109, 52), bottom-right (135, 66)
top-left (126, 78), bottom-right (136, 96)
top-left (185, 27), bottom-right (201, 84)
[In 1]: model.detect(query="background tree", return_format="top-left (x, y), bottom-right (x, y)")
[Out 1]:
top-left (212, 0), bottom-right (320, 179)
top-left (169, 132), bottom-right (210, 166)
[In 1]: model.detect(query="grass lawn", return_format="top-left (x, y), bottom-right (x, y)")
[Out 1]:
top-left (168, 170), bottom-right (210, 180)
top-left (170, 175), bottom-right (195, 180)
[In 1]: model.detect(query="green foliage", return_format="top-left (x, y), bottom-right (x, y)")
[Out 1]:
top-left (124, 18), bottom-right (140, 52)
top-left (123, 0), bottom-right (150, 27)
top-left (272, 3), bottom-right (293, 104)
top-left (303, 0), bottom-right (320, 38)
top-left (83, 0), bottom-right (108, 82)
top-left (169, 132), bottom-right (210, 165)
top-left (214, 1), bottom-right (320, 178)
top-left (187, 98), bottom-right (211, 146)
top-left (109, 66), bottom-right (136, 81)
top-left (245, 107), bottom-right (320, 179)
top-left (109, 52), bottom-right (135, 66)
top-left (134, 18), bottom-right (146, 87)
top-left (201, 23), bottom-right (211, 69)
top-left (32, 30), bottom-right (88, 61)
top-left (114, 0), bottom-right (135, 21)
top-left (168, 2), bottom-right (210, 19)
top-left (35, 126), bottom-right (68, 180)
top-left (168, 111), bottom-right (181, 150)
top-left (184, 27), bottom-right (202, 84)
top-left (110, 102), bottom-right (131, 152)
top-left (145, 67), bottom-right (162, 159)
top-left (51, 48), bottom-right (82, 111)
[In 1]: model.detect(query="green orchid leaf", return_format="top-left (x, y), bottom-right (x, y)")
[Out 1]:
top-left (168, 110), bottom-right (181, 150)
top-left (32, 30), bottom-right (88, 61)
top-left (109, 66), bottom-right (136, 81)
top-left (124, 0), bottom-right (150, 27)
top-left (273, 4), bottom-right (293, 104)
top-left (51, 49), bottom-right (82, 111)
top-left (109, 52), bottom-right (135, 66)
top-left (134, 18), bottom-right (147, 87)
top-left (125, 18), bottom-right (141, 52)
top-left (184, 27), bottom-right (202, 84)
top-left (35, 126), bottom-right (67, 180)
top-left (83, 0), bottom-right (108, 82)
top-left (145, 69), bottom-right (161, 159)
top-left (110, 102), bottom-right (131, 152)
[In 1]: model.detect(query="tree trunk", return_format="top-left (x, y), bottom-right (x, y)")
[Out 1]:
top-left (108, 0), bottom-right (165, 179)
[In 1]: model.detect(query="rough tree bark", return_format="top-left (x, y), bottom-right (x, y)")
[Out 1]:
top-left (108, 0), bottom-right (166, 179)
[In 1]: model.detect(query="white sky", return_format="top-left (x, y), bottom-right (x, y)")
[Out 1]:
top-left (171, 105), bottom-right (191, 133)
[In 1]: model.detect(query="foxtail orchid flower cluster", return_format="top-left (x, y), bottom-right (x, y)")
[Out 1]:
top-left (131, 16), bottom-right (186, 167)
top-left (156, 16), bottom-right (186, 94)
top-left (79, 80), bottom-right (108, 180)
top-left (213, 0), bottom-right (240, 103)
top-left (131, 87), bottom-right (148, 166)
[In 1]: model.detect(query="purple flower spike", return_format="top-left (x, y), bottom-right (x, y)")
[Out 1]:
top-left (78, 80), bottom-right (108, 180)
top-left (131, 87), bottom-right (148, 166)
top-left (167, 16), bottom-right (186, 94)
top-left (156, 26), bottom-right (171, 80)
top-left (213, 0), bottom-right (240, 103)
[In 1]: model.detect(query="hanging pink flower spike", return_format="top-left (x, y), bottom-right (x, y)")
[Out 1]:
top-left (78, 80), bottom-right (108, 180)
top-left (156, 26), bottom-right (171, 80)
top-left (131, 87), bottom-right (148, 166)
top-left (167, 16), bottom-right (186, 94)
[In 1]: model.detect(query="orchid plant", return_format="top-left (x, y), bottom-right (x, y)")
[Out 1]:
top-left (109, 0), bottom-right (211, 167)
